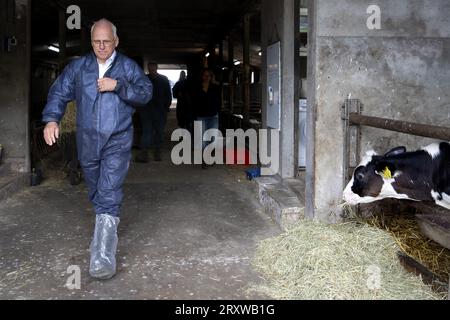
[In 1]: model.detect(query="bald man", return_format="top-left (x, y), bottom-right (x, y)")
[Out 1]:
top-left (42, 19), bottom-right (153, 280)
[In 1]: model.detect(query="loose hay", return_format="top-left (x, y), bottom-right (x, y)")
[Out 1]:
top-left (367, 214), bottom-right (450, 281)
top-left (60, 101), bottom-right (77, 134)
top-left (251, 219), bottom-right (446, 300)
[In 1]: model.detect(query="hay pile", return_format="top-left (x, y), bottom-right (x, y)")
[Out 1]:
top-left (60, 101), bottom-right (77, 134)
top-left (251, 219), bottom-right (446, 300)
top-left (59, 101), bottom-right (77, 162)
top-left (36, 102), bottom-right (77, 181)
top-left (367, 214), bottom-right (450, 281)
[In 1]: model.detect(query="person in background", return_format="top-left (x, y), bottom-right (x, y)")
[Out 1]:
top-left (42, 19), bottom-right (153, 280)
top-left (193, 68), bottom-right (222, 169)
top-left (136, 62), bottom-right (172, 163)
top-left (172, 71), bottom-right (190, 130)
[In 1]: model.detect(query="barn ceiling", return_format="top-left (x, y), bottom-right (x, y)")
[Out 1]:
top-left (32, 0), bottom-right (262, 65)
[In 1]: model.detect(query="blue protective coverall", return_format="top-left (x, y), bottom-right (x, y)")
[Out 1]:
top-left (42, 51), bottom-right (153, 217)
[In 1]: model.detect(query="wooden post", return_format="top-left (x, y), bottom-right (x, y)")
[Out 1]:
top-left (25, 0), bottom-right (31, 173)
top-left (81, 26), bottom-right (89, 55)
top-left (219, 40), bottom-right (224, 86)
top-left (58, 8), bottom-right (67, 70)
top-left (228, 34), bottom-right (235, 113)
top-left (243, 13), bottom-right (251, 125)
top-left (279, 0), bottom-right (300, 179)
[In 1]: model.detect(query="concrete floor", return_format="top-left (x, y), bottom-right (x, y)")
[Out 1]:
top-left (0, 112), bottom-right (281, 300)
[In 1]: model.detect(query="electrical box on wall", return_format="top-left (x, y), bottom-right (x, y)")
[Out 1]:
top-left (300, 8), bottom-right (308, 33)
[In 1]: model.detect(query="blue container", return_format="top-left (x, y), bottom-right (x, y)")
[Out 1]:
top-left (246, 167), bottom-right (261, 181)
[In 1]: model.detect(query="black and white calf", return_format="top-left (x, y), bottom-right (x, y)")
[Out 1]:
top-left (343, 142), bottom-right (450, 210)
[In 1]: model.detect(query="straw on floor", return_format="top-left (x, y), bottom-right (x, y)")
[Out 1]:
top-left (366, 214), bottom-right (450, 281)
top-left (251, 219), bottom-right (446, 300)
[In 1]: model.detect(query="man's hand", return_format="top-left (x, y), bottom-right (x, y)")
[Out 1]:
top-left (43, 122), bottom-right (60, 146)
top-left (98, 77), bottom-right (118, 93)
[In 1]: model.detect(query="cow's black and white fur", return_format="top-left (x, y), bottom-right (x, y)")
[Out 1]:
top-left (343, 142), bottom-right (450, 210)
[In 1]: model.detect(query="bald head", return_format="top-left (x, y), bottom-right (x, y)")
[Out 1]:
top-left (91, 19), bottom-right (119, 64)
top-left (91, 19), bottom-right (117, 38)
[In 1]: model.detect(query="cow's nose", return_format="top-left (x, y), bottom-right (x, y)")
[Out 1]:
top-left (343, 191), bottom-right (356, 204)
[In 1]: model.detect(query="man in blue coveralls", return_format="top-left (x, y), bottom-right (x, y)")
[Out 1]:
top-left (42, 19), bottom-right (153, 280)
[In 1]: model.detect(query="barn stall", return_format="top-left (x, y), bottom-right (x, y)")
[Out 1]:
top-left (1, 0), bottom-right (450, 302)
top-left (249, 99), bottom-right (450, 300)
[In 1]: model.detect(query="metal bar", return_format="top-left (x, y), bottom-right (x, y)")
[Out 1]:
top-left (343, 100), bottom-right (362, 182)
top-left (349, 113), bottom-right (450, 141)
top-left (354, 105), bottom-right (362, 167)
top-left (342, 102), bottom-right (351, 187)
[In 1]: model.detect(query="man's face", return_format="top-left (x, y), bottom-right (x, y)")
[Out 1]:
top-left (148, 65), bottom-right (158, 78)
top-left (91, 23), bottom-right (118, 62)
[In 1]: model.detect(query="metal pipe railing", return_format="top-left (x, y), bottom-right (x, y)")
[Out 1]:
top-left (349, 113), bottom-right (450, 141)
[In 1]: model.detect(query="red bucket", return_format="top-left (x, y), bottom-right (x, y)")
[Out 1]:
top-left (224, 148), bottom-right (251, 165)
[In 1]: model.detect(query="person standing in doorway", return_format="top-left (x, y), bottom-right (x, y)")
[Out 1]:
top-left (193, 68), bottom-right (222, 169)
top-left (173, 71), bottom-right (190, 130)
top-left (42, 19), bottom-right (153, 280)
top-left (136, 62), bottom-right (172, 163)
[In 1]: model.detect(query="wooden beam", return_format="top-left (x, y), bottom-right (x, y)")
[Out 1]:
top-left (228, 34), bottom-right (235, 113)
top-left (397, 252), bottom-right (449, 294)
top-left (58, 7), bottom-right (67, 69)
top-left (219, 40), bottom-right (224, 86)
top-left (243, 13), bottom-right (251, 123)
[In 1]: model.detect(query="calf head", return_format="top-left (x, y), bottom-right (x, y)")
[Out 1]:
top-left (343, 146), bottom-right (407, 205)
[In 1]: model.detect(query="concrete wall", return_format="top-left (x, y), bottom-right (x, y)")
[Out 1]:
top-left (307, 0), bottom-right (450, 221)
top-left (0, 0), bottom-right (30, 173)
top-left (261, 0), bottom-right (300, 179)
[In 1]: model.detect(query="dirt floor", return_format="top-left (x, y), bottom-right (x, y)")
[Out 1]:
top-left (0, 112), bottom-right (281, 300)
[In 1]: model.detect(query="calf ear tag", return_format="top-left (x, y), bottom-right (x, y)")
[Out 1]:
top-left (381, 167), bottom-right (392, 179)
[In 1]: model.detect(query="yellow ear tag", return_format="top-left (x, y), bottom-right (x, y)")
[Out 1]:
top-left (382, 167), bottom-right (392, 179)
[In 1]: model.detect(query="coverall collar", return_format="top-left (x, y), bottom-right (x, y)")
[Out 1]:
top-left (87, 51), bottom-right (121, 77)
top-left (98, 50), bottom-right (117, 66)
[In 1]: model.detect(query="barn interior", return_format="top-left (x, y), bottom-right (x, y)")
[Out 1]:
top-left (0, 0), bottom-right (449, 299)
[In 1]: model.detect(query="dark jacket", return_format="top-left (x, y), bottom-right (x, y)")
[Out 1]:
top-left (193, 83), bottom-right (222, 118)
top-left (172, 79), bottom-right (187, 101)
top-left (173, 79), bottom-right (193, 122)
top-left (148, 74), bottom-right (172, 111)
